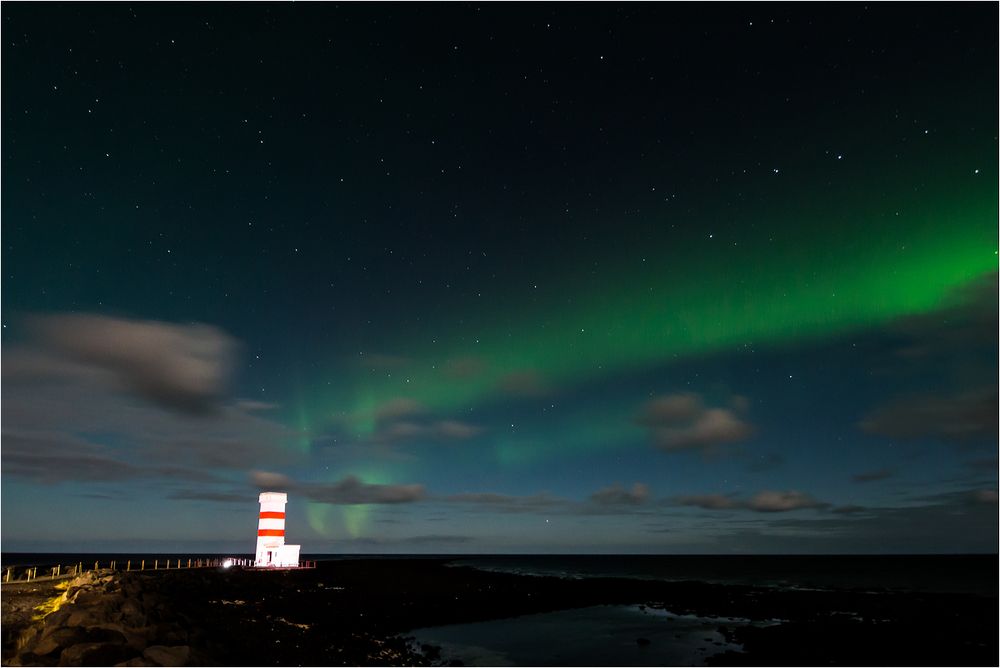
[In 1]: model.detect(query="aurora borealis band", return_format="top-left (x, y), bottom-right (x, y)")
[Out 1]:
top-left (2, 4), bottom-right (997, 553)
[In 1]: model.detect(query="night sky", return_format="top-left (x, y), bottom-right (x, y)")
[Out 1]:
top-left (2, 4), bottom-right (997, 554)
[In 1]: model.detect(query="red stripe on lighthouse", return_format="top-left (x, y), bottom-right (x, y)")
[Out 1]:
top-left (257, 529), bottom-right (285, 537)
top-left (258, 512), bottom-right (285, 519)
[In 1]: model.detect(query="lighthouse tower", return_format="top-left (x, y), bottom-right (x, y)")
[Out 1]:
top-left (254, 492), bottom-right (301, 567)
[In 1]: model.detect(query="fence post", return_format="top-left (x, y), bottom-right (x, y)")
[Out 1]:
top-left (111, 561), bottom-right (115, 571)
top-left (127, 560), bottom-right (131, 572)
top-left (154, 560), bottom-right (158, 570)
top-left (4, 568), bottom-right (10, 583)
top-left (94, 561), bottom-right (98, 572)
top-left (141, 560), bottom-right (145, 571)
top-left (188, 559), bottom-right (191, 568)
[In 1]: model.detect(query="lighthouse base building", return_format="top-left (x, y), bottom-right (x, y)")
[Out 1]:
top-left (255, 492), bottom-right (301, 568)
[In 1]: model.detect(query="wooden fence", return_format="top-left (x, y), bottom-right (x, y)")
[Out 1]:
top-left (2, 557), bottom-right (318, 584)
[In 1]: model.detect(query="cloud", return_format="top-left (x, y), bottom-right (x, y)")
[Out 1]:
top-left (1, 429), bottom-right (225, 485)
top-left (361, 398), bottom-right (482, 445)
top-left (637, 393), bottom-right (753, 453)
top-left (860, 388), bottom-right (998, 444)
top-left (435, 420), bottom-right (482, 439)
top-left (251, 471), bottom-right (425, 505)
top-left (676, 490), bottom-right (827, 513)
top-left (28, 313), bottom-right (236, 415)
top-left (370, 418), bottom-right (483, 445)
top-left (250, 470), bottom-right (295, 489)
top-left (2, 431), bottom-right (144, 484)
top-left (725, 487), bottom-right (999, 553)
top-left (973, 489), bottom-right (998, 504)
top-left (497, 370), bottom-right (549, 397)
top-left (636, 393), bottom-right (703, 426)
top-left (374, 398), bottom-right (426, 423)
top-left (442, 356), bottom-right (488, 380)
top-left (674, 494), bottom-right (741, 510)
top-left (852, 468), bottom-right (893, 483)
top-left (2, 312), bottom-right (298, 486)
top-left (745, 490), bottom-right (827, 512)
top-left (589, 482), bottom-right (650, 506)
top-left (861, 273), bottom-right (998, 447)
top-left (889, 272), bottom-right (998, 360)
top-left (303, 475), bottom-right (425, 504)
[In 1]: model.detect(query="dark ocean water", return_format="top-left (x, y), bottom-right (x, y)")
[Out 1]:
top-left (443, 554), bottom-right (999, 596)
top-left (4, 552), bottom-right (995, 595)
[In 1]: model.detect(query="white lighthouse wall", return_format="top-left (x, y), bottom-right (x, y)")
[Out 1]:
top-left (276, 544), bottom-right (300, 567)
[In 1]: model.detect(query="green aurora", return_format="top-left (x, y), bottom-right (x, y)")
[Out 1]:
top-left (309, 189), bottom-right (996, 429)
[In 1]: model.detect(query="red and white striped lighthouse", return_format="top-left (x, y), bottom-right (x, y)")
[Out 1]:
top-left (254, 492), bottom-right (300, 567)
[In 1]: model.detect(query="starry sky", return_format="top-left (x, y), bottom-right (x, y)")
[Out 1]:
top-left (2, 4), bottom-right (997, 554)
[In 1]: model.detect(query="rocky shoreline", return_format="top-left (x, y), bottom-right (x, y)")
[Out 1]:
top-left (4, 570), bottom-right (209, 667)
top-left (2, 559), bottom-right (996, 666)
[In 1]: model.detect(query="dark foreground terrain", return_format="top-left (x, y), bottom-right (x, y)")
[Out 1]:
top-left (2, 559), bottom-right (996, 666)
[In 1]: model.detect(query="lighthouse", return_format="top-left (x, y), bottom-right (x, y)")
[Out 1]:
top-left (254, 492), bottom-right (301, 567)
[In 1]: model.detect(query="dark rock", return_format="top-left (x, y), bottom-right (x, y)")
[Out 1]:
top-left (83, 624), bottom-right (128, 642)
top-left (40, 609), bottom-right (74, 633)
top-left (118, 599), bottom-right (147, 628)
top-left (70, 592), bottom-right (104, 609)
top-left (636, 637), bottom-right (652, 646)
top-left (57, 641), bottom-right (132, 667)
top-left (31, 627), bottom-right (91, 657)
top-left (8, 650), bottom-right (54, 667)
top-left (420, 643), bottom-right (441, 660)
top-left (142, 644), bottom-right (191, 666)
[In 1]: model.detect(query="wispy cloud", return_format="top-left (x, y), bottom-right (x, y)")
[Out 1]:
top-left (589, 482), bottom-right (650, 506)
top-left (251, 471), bottom-right (425, 504)
top-left (860, 273), bottom-right (998, 447)
top-left (860, 388), bottom-right (998, 444)
top-left (497, 369), bottom-right (550, 397)
top-left (27, 313), bottom-right (236, 415)
top-left (636, 393), bottom-right (753, 453)
top-left (2, 313), bottom-right (298, 486)
top-left (676, 490), bottom-right (827, 513)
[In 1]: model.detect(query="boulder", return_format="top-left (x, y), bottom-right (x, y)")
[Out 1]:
top-left (57, 641), bottom-right (132, 666)
top-left (119, 598), bottom-right (147, 627)
top-left (30, 626), bottom-right (90, 657)
top-left (7, 650), bottom-right (51, 667)
top-left (65, 609), bottom-right (103, 628)
top-left (40, 608), bottom-right (75, 633)
top-left (142, 645), bottom-right (191, 667)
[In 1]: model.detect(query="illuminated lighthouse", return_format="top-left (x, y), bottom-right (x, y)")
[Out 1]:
top-left (254, 492), bottom-right (301, 567)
